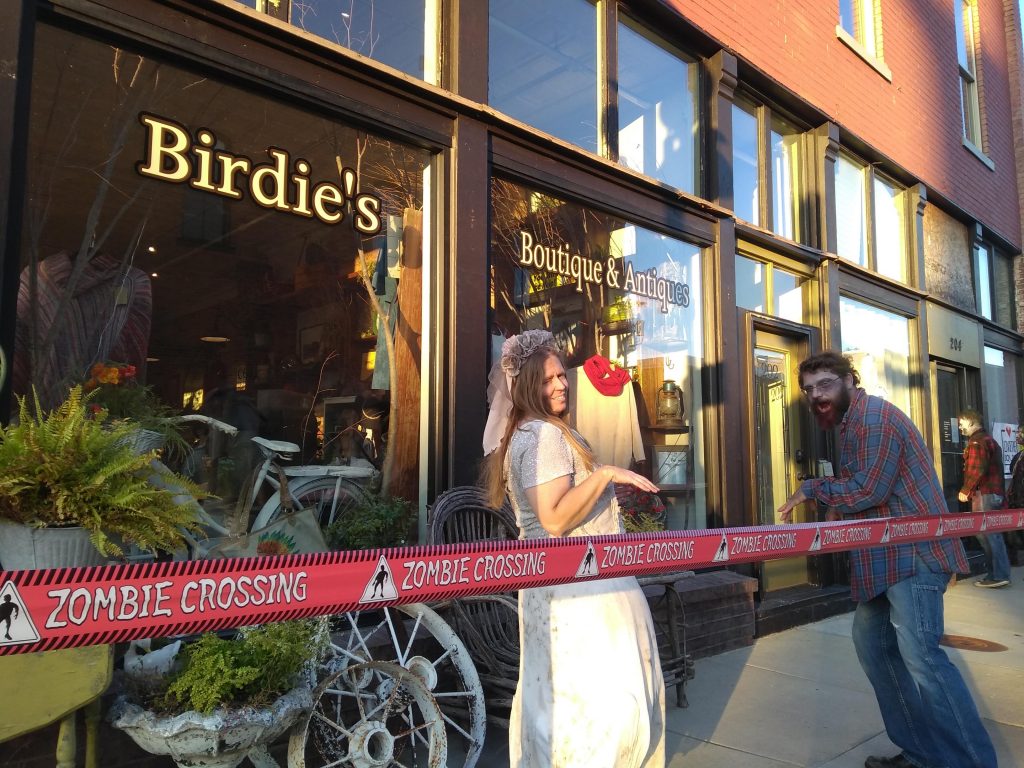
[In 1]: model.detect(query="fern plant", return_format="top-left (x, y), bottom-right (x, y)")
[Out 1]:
top-left (161, 620), bottom-right (327, 714)
top-left (0, 386), bottom-right (207, 557)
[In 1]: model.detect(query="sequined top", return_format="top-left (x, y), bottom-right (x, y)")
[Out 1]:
top-left (505, 419), bottom-right (624, 540)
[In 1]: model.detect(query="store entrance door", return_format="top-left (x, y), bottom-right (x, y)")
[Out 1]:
top-left (935, 362), bottom-right (976, 513)
top-left (752, 328), bottom-right (813, 591)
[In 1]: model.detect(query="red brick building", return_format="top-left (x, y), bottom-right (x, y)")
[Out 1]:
top-left (1, 0), bottom-right (1022, 622)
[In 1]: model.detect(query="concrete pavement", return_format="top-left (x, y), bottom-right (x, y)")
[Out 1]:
top-left (477, 566), bottom-right (1024, 768)
top-left (663, 565), bottom-right (1024, 768)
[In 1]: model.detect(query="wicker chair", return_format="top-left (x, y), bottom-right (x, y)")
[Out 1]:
top-left (427, 486), bottom-right (521, 728)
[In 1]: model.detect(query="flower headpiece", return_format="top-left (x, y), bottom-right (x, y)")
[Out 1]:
top-left (483, 329), bottom-right (558, 456)
top-left (499, 330), bottom-right (557, 378)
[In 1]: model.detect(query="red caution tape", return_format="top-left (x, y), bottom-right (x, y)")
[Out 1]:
top-left (2, 509), bottom-right (1022, 655)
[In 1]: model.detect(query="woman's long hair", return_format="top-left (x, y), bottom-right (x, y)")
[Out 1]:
top-left (481, 348), bottom-right (595, 509)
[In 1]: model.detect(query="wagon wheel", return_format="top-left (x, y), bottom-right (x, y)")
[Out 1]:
top-left (319, 603), bottom-right (485, 767)
top-left (289, 660), bottom-right (447, 768)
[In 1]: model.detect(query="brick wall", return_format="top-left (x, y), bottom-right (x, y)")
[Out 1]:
top-left (666, 0), bottom-right (1022, 249)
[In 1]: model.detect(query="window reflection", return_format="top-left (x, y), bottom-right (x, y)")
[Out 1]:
top-left (872, 176), bottom-right (905, 281)
top-left (491, 178), bottom-right (708, 529)
top-left (835, 155), bottom-right (868, 267)
top-left (840, 297), bottom-right (912, 417)
top-left (735, 254), bottom-right (806, 323)
top-left (770, 115), bottom-right (800, 240)
top-left (732, 102), bottom-right (760, 226)
top-left (233, 0), bottom-right (432, 81)
top-left (617, 18), bottom-right (699, 193)
top-left (16, 24), bottom-right (431, 504)
top-left (489, 0), bottom-right (598, 153)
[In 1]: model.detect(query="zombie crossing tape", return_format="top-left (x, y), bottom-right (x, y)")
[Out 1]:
top-left (2, 509), bottom-right (1023, 655)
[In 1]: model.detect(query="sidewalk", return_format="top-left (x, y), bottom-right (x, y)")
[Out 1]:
top-left (661, 565), bottom-right (1024, 767)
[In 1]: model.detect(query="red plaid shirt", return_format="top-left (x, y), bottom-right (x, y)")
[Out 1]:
top-left (801, 389), bottom-right (968, 601)
top-left (960, 430), bottom-right (1004, 499)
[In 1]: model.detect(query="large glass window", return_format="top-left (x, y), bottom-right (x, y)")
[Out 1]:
top-left (489, 0), bottom-right (598, 153)
top-left (232, 0), bottom-right (436, 82)
top-left (731, 97), bottom-right (805, 242)
top-left (983, 347), bottom-right (1021, 476)
top-left (735, 255), bottom-right (807, 324)
top-left (490, 2), bottom-right (700, 194)
top-left (15, 24), bottom-right (431, 506)
top-left (954, 0), bottom-right (983, 148)
top-left (840, 297), bottom-right (912, 418)
top-left (491, 178), bottom-right (708, 529)
top-left (834, 154), bottom-right (908, 282)
top-left (617, 18), bottom-right (699, 193)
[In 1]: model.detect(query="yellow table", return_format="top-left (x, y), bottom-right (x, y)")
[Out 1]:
top-left (0, 645), bottom-right (113, 768)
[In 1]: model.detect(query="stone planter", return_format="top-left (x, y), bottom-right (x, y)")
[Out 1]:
top-left (0, 519), bottom-right (105, 570)
top-left (109, 686), bottom-right (313, 768)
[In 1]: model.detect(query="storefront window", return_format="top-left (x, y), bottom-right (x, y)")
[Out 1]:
top-left (232, 0), bottom-right (436, 82)
top-left (735, 255), bottom-right (806, 324)
top-left (617, 18), bottom-right (699, 194)
top-left (840, 297), bottom-right (912, 417)
top-left (489, 0), bottom-right (598, 153)
top-left (983, 347), bottom-right (1020, 476)
top-left (873, 176), bottom-right (907, 282)
top-left (491, 178), bottom-right (708, 530)
top-left (14, 24), bottom-right (431, 506)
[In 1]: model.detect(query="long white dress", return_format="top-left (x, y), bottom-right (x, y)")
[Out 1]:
top-left (505, 420), bottom-right (665, 768)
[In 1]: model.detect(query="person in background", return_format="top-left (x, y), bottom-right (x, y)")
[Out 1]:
top-left (778, 351), bottom-right (995, 768)
top-left (481, 329), bottom-right (665, 768)
top-left (1004, 425), bottom-right (1024, 568)
top-left (958, 409), bottom-right (1012, 589)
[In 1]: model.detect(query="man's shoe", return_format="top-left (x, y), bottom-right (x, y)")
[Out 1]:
top-left (864, 754), bottom-right (914, 768)
top-left (975, 577), bottom-right (1010, 588)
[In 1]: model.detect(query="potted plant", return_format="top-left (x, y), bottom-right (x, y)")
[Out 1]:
top-left (0, 385), bottom-right (207, 569)
top-left (324, 493), bottom-right (416, 550)
top-left (84, 360), bottom-right (191, 461)
top-left (109, 619), bottom-right (328, 768)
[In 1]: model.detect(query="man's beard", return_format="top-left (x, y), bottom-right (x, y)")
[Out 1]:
top-left (811, 386), bottom-right (851, 430)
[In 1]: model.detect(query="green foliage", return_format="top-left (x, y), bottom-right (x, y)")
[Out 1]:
top-left (163, 620), bottom-right (326, 714)
top-left (0, 386), bottom-right (208, 556)
top-left (91, 383), bottom-right (191, 463)
top-left (325, 494), bottom-right (415, 550)
top-left (622, 510), bottom-right (665, 533)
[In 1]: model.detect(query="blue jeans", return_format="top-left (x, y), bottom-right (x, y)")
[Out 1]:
top-left (973, 494), bottom-right (1011, 582)
top-left (852, 562), bottom-right (997, 768)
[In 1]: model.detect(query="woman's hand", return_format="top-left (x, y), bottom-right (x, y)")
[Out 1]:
top-left (602, 465), bottom-right (659, 494)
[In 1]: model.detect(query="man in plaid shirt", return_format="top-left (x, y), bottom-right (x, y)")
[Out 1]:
top-left (779, 351), bottom-right (995, 768)
top-left (957, 408), bottom-right (1012, 588)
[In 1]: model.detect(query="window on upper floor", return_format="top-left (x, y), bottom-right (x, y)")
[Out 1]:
top-left (731, 98), bottom-right (805, 243)
top-left (838, 0), bottom-right (880, 57)
top-left (231, 0), bottom-right (438, 83)
top-left (834, 153), bottom-right (908, 283)
top-left (954, 0), bottom-right (984, 150)
top-left (617, 17), bottom-right (699, 194)
top-left (489, 1), bottom-right (701, 196)
top-left (976, 242), bottom-right (1016, 327)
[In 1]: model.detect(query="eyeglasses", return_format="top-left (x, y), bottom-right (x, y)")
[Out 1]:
top-left (799, 376), bottom-right (843, 397)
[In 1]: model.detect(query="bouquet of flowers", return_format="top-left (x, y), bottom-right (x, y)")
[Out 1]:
top-left (83, 361), bottom-right (189, 461)
top-left (615, 484), bottom-right (666, 533)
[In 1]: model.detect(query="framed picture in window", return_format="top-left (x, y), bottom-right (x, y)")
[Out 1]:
top-left (298, 324), bottom-right (324, 364)
top-left (651, 445), bottom-right (688, 488)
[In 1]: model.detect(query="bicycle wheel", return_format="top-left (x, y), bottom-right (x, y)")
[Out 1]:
top-left (317, 603), bottom-right (486, 767)
top-left (289, 661), bottom-right (448, 768)
top-left (257, 475), bottom-right (371, 531)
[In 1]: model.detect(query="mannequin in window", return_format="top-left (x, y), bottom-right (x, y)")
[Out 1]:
top-left (566, 354), bottom-right (645, 469)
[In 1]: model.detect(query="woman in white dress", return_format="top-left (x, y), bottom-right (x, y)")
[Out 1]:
top-left (481, 330), bottom-right (665, 768)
